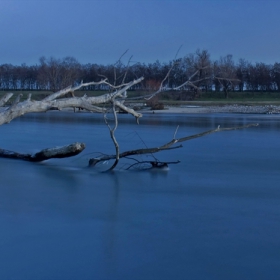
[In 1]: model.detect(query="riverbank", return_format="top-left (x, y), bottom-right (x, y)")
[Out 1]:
top-left (140, 104), bottom-right (280, 114)
top-left (3, 103), bottom-right (279, 115)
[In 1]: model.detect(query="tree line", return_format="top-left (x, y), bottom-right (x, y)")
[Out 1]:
top-left (1, 49), bottom-right (280, 98)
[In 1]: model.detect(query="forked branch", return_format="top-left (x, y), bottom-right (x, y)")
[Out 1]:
top-left (88, 123), bottom-right (259, 169)
top-left (0, 77), bottom-right (144, 125)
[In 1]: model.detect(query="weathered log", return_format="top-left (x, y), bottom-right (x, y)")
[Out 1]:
top-left (0, 142), bottom-right (85, 162)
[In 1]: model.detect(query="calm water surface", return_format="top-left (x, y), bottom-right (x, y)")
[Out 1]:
top-left (0, 112), bottom-right (280, 280)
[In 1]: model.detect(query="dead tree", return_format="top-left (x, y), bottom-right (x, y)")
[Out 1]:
top-left (0, 78), bottom-right (143, 162)
top-left (0, 55), bottom-right (258, 170)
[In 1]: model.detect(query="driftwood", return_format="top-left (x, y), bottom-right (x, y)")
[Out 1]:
top-left (89, 123), bottom-right (259, 169)
top-left (0, 78), bottom-right (144, 126)
top-left (0, 142), bottom-right (85, 162)
top-left (0, 52), bottom-right (259, 170)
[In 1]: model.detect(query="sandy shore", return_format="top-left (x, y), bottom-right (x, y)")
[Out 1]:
top-left (140, 104), bottom-right (280, 115)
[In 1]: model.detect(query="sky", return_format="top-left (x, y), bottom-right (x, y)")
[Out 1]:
top-left (1, 0), bottom-right (280, 66)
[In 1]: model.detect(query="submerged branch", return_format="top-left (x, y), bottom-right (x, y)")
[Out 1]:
top-left (88, 123), bottom-right (258, 168)
top-left (176, 123), bottom-right (259, 143)
top-left (104, 103), bottom-right (120, 171)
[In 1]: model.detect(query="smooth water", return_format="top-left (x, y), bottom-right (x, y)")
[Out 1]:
top-left (0, 112), bottom-right (280, 280)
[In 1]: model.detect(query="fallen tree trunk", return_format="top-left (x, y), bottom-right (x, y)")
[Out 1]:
top-left (0, 142), bottom-right (85, 162)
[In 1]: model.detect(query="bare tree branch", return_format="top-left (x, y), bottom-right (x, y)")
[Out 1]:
top-left (122, 55), bottom-right (133, 84)
top-left (128, 65), bottom-right (210, 101)
top-left (113, 49), bottom-right (129, 86)
top-left (43, 79), bottom-right (108, 101)
top-left (104, 102), bottom-right (120, 171)
top-left (0, 93), bottom-right (13, 107)
top-left (0, 77), bottom-right (144, 125)
top-left (88, 123), bottom-right (259, 168)
top-left (158, 45), bottom-right (183, 92)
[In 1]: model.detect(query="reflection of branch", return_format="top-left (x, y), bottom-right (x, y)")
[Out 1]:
top-left (89, 123), bottom-right (259, 168)
top-left (126, 160), bottom-right (180, 170)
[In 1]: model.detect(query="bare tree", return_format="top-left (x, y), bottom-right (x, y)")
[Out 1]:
top-left (246, 63), bottom-right (259, 92)
top-left (214, 55), bottom-right (239, 98)
top-left (255, 63), bottom-right (273, 92)
top-left (60, 57), bottom-right (82, 89)
top-left (273, 62), bottom-right (280, 91)
top-left (37, 56), bottom-right (81, 92)
top-left (236, 58), bottom-right (249, 92)
top-left (0, 64), bottom-right (14, 90)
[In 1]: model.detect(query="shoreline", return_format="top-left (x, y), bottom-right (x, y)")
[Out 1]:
top-left (59, 104), bottom-right (280, 115)
top-left (138, 104), bottom-right (280, 115)
top-left (4, 104), bottom-right (279, 115)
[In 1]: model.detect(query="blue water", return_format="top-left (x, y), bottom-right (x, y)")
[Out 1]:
top-left (0, 112), bottom-right (280, 280)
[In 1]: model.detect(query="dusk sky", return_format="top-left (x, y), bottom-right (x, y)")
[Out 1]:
top-left (1, 0), bottom-right (280, 66)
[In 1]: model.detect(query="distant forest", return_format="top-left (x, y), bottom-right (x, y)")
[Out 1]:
top-left (1, 49), bottom-right (280, 99)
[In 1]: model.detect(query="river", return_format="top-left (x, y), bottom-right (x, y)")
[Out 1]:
top-left (0, 111), bottom-right (280, 280)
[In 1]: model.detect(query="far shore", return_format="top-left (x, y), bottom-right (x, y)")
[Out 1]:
top-left (4, 103), bottom-right (280, 115)
top-left (140, 104), bottom-right (280, 114)
top-left (57, 104), bottom-right (280, 115)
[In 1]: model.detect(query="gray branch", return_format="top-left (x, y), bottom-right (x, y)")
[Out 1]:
top-left (0, 77), bottom-right (144, 125)
top-left (88, 123), bottom-right (258, 167)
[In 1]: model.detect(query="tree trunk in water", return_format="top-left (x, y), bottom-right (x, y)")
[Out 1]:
top-left (0, 142), bottom-right (85, 162)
